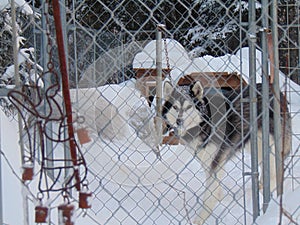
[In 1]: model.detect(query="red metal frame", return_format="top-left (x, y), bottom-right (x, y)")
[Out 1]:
top-left (52, 0), bottom-right (81, 190)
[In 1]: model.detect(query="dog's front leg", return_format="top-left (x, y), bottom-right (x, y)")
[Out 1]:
top-left (193, 169), bottom-right (225, 225)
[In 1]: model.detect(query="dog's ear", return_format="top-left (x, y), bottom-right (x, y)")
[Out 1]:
top-left (163, 81), bottom-right (174, 99)
top-left (191, 81), bottom-right (204, 99)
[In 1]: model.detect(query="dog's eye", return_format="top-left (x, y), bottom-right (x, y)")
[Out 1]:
top-left (185, 105), bottom-right (192, 110)
top-left (173, 105), bottom-right (179, 111)
top-left (200, 104), bottom-right (206, 113)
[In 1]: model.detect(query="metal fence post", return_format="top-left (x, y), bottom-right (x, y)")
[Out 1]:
top-left (271, 0), bottom-right (283, 197)
top-left (0, 111), bottom-right (3, 225)
top-left (261, 0), bottom-right (271, 213)
top-left (298, 1), bottom-right (300, 84)
top-left (155, 24), bottom-right (165, 146)
top-left (10, 0), bottom-right (29, 224)
top-left (248, 0), bottom-right (260, 221)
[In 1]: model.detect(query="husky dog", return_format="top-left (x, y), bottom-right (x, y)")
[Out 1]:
top-left (162, 81), bottom-right (291, 225)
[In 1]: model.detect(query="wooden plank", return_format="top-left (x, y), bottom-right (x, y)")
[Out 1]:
top-left (134, 68), bottom-right (171, 79)
top-left (162, 132), bottom-right (180, 145)
top-left (178, 72), bottom-right (246, 89)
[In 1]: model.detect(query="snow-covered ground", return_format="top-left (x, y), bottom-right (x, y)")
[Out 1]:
top-left (1, 39), bottom-right (299, 224)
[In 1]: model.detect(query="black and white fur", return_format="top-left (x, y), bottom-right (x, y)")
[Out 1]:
top-left (162, 81), bottom-right (291, 225)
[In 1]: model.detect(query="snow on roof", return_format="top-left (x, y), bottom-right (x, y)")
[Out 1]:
top-left (133, 39), bottom-right (300, 92)
top-left (132, 38), bottom-right (256, 83)
top-left (133, 38), bottom-right (191, 69)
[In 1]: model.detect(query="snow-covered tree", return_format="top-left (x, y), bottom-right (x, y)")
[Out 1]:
top-left (0, 1), bottom-right (42, 85)
top-left (183, 0), bottom-right (258, 57)
top-left (69, 0), bottom-right (300, 84)
top-left (0, 1), bottom-right (42, 115)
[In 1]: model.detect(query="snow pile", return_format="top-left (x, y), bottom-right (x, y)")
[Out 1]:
top-left (256, 187), bottom-right (300, 224)
top-left (133, 38), bottom-right (191, 69)
top-left (68, 85), bottom-right (158, 148)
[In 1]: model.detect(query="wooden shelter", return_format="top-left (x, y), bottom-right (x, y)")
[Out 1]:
top-left (177, 71), bottom-right (247, 89)
top-left (134, 69), bottom-right (248, 145)
top-left (134, 69), bottom-right (247, 102)
top-left (134, 68), bottom-right (171, 103)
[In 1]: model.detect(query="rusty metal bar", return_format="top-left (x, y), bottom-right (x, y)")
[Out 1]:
top-left (52, 0), bottom-right (81, 190)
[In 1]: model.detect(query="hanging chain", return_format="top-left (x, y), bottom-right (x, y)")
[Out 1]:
top-left (44, 1), bottom-right (55, 74)
top-left (163, 36), bottom-right (170, 71)
top-left (162, 29), bottom-right (172, 83)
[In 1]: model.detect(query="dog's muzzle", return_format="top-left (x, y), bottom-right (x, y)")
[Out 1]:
top-left (163, 120), bottom-right (184, 137)
top-left (172, 126), bottom-right (184, 137)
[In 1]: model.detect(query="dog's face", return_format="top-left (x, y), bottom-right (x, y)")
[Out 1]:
top-left (162, 81), bottom-right (206, 137)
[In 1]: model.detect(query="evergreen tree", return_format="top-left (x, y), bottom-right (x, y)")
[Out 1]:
top-left (184, 0), bottom-right (253, 57)
top-left (0, 2), bottom-right (42, 115)
top-left (74, 0), bottom-right (198, 42)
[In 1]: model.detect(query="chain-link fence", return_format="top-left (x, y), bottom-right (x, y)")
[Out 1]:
top-left (0, 0), bottom-right (300, 225)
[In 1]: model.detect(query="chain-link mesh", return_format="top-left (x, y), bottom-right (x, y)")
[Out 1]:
top-left (0, 0), bottom-right (300, 225)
